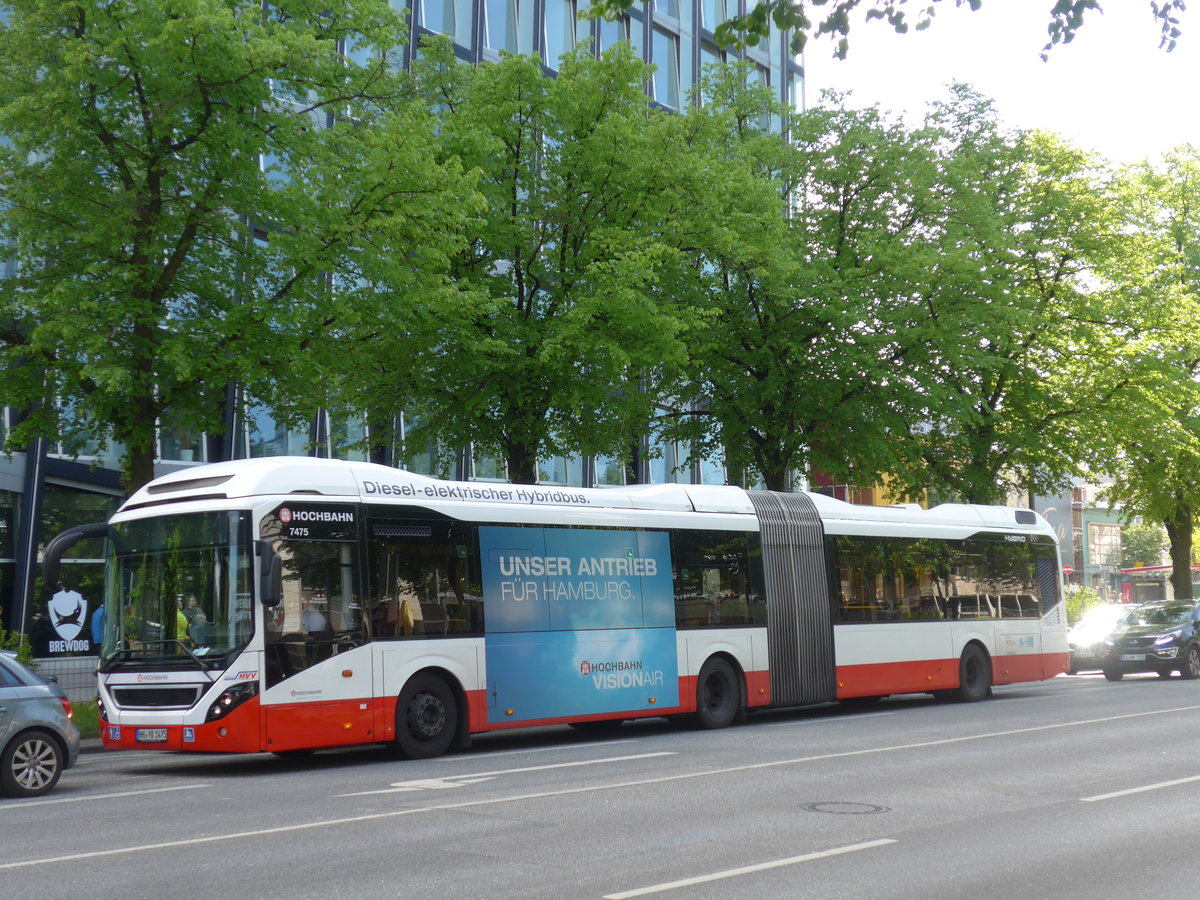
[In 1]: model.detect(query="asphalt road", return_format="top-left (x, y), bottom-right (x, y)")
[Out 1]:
top-left (6, 671), bottom-right (1200, 899)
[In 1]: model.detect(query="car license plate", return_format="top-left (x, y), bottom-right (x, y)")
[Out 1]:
top-left (1119, 654), bottom-right (1145, 662)
top-left (135, 728), bottom-right (169, 743)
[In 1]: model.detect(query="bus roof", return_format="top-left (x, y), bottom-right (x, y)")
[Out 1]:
top-left (122, 457), bottom-right (1051, 534)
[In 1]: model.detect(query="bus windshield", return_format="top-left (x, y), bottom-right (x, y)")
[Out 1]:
top-left (99, 511), bottom-right (254, 669)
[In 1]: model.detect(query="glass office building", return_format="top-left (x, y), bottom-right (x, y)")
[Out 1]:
top-left (400, 0), bottom-right (803, 117)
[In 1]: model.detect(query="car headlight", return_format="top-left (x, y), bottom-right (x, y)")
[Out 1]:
top-left (1156, 632), bottom-right (1181, 646)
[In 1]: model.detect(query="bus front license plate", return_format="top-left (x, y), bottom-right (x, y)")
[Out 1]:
top-left (1119, 654), bottom-right (1145, 662)
top-left (136, 728), bottom-right (168, 743)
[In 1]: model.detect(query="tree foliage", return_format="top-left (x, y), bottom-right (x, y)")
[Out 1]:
top-left (880, 90), bottom-right (1152, 504)
top-left (659, 70), bottom-right (947, 491)
top-left (332, 40), bottom-right (704, 483)
top-left (586, 0), bottom-right (1186, 59)
top-left (1101, 147), bottom-right (1200, 599)
top-left (1122, 520), bottom-right (1169, 568)
top-left (0, 0), bottom-right (471, 491)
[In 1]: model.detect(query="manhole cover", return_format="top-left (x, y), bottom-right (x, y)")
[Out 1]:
top-left (801, 801), bottom-right (891, 815)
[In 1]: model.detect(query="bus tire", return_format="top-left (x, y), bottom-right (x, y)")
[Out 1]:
top-left (953, 644), bottom-right (991, 702)
top-left (694, 657), bottom-right (741, 729)
top-left (394, 674), bottom-right (458, 759)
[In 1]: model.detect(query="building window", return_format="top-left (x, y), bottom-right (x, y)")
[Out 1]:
top-left (52, 399), bottom-right (125, 467)
top-left (652, 27), bottom-right (680, 108)
top-left (1089, 522), bottom-right (1122, 568)
top-left (698, 452), bottom-right (725, 485)
top-left (538, 453), bottom-right (584, 485)
top-left (421, 0), bottom-right (475, 47)
top-left (396, 413), bottom-right (448, 477)
top-left (791, 69), bottom-right (804, 112)
top-left (245, 403), bottom-right (309, 458)
top-left (470, 446), bottom-right (507, 481)
top-left (592, 454), bottom-right (628, 486)
top-left (544, 0), bottom-right (576, 67)
top-left (700, 0), bottom-right (729, 30)
top-left (326, 414), bottom-right (369, 462)
top-left (485, 0), bottom-right (535, 54)
top-left (159, 424), bottom-right (203, 463)
top-left (599, 14), bottom-right (629, 52)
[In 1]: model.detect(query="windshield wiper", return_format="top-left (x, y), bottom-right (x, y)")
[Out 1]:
top-left (104, 639), bottom-right (216, 669)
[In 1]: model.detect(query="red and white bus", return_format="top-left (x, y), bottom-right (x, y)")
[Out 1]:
top-left (45, 457), bottom-right (1068, 759)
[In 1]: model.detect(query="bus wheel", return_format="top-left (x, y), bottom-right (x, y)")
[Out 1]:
top-left (695, 657), bottom-right (741, 729)
top-left (953, 644), bottom-right (991, 702)
top-left (394, 674), bottom-right (457, 759)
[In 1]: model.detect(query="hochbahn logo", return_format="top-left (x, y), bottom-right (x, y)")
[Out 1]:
top-left (278, 508), bottom-right (354, 524)
top-left (579, 658), bottom-right (665, 689)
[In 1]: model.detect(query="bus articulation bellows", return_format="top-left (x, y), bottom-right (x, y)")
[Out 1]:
top-left (44, 458), bottom-right (1068, 759)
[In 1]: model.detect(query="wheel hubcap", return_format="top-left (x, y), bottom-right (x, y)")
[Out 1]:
top-left (410, 693), bottom-right (446, 738)
top-left (12, 739), bottom-right (57, 791)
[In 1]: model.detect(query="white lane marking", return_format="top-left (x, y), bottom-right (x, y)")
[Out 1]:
top-left (7, 704), bottom-right (1200, 870)
top-left (1081, 774), bottom-right (1200, 802)
top-left (771, 711), bottom-right (896, 726)
top-left (436, 738), bottom-right (638, 761)
top-left (602, 839), bottom-right (898, 898)
top-left (339, 751), bottom-right (676, 796)
top-left (1, 784), bottom-right (208, 810)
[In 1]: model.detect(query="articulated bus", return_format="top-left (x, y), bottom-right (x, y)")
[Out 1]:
top-left (44, 458), bottom-right (1068, 759)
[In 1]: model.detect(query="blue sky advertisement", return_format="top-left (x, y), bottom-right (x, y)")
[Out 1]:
top-left (480, 526), bottom-right (678, 722)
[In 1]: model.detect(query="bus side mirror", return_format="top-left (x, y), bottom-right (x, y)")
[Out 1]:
top-left (43, 522), bottom-right (110, 590)
top-left (256, 540), bottom-right (282, 607)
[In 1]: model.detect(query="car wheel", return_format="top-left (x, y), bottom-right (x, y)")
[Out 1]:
top-left (1, 729), bottom-right (65, 798)
top-left (1103, 669), bottom-right (1124, 682)
top-left (1180, 644), bottom-right (1200, 680)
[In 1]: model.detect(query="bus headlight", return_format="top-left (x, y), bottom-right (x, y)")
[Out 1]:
top-left (96, 693), bottom-right (108, 723)
top-left (206, 682), bottom-right (259, 722)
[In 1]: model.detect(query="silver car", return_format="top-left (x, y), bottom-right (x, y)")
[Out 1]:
top-left (0, 650), bottom-right (81, 798)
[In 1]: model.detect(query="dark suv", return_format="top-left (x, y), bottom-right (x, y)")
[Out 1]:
top-left (1102, 600), bottom-right (1200, 681)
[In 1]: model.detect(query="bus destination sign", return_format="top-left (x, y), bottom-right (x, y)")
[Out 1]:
top-left (262, 504), bottom-right (357, 542)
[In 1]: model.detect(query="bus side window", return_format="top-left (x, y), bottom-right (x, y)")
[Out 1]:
top-left (671, 530), bottom-right (762, 628)
top-left (365, 519), bottom-right (483, 639)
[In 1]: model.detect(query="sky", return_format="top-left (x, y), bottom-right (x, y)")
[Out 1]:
top-left (801, 0), bottom-right (1200, 164)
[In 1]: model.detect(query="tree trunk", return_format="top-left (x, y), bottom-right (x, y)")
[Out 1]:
top-left (1164, 503), bottom-right (1195, 600)
top-left (505, 439), bottom-right (538, 485)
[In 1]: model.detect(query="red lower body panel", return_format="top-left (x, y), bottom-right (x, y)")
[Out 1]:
top-left (101, 696), bottom-right (262, 753)
top-left (835, 652), bottom-right (1068, 699)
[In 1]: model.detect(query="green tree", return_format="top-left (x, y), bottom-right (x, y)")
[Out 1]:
top-left (337, 42), bottom-right (701, 483)
top-left (883, 89), bottom-right (1146, 504)
top-left (0, 0), bottom-right (471, 492)
top-left (1122, 520), bottom-right (1169, 568)
top-left (660, 71), bottom-right (946, 491)
top-left (587, 0), bottom-right (1184, 59)
top-left (1102, 148), bottom-right (1200, 599)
